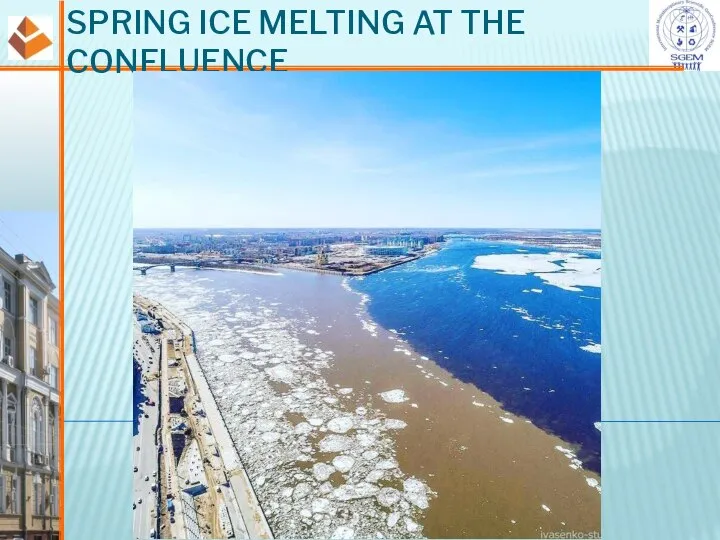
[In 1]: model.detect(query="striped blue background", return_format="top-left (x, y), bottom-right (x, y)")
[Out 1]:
top-left (61, 70), bottom-right (720, 540)
top-left (64, 73), bottom-right (134, 539)
top-left (1, 0), bottom-right (719, 538)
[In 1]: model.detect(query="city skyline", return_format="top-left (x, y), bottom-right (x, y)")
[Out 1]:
top-left (134, 72), bottom-right (600, 230)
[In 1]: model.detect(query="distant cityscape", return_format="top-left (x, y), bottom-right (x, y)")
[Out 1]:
top-left (133, 228), bottom-right (600, 277)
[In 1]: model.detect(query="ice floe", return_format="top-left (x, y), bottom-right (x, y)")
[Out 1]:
top-left (377, 488), bottom-right (402, 508)
top-left (313, 463), bottom-right (336, 481)
top-left (580, 342), bottom-right (602, 354)
top-left (472, 252), bottom-right (601, 292)
top-left (331, 525), bottom-right (355, 539)
top-left (403, 478), bottom-right (430, 510)
top-left (327, 417), bottom-right (355, 434)
top-left (384, 419), bottom-right (408, 430)
top-left (586, 477), bottom-right (601, 492)
top-left (332, 455), bottom-right (355, 473)
top-left (555, 445), bottom-right (584, 470)
top-left (379, 389), bottom-right (409, 403)
top-left (135, 271), bottom-right (437, 538)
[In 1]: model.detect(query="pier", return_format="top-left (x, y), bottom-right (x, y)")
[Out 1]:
top-left (134, 295), bottom-right (274, 540)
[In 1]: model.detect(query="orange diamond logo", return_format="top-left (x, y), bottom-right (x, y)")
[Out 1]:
top-left (7, 16), bottom-right (53, 60)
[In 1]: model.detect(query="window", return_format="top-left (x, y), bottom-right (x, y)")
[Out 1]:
top-left (49, 365), bottom-right (58, 388)
top-left (34, 481), bottom-right (43, 515)
top-left (51, 484), bottom-right (58, 516)
top-left (3, 282), bottom-right (10, 313)
top-left (8, 475), bottom-right (18, 514)
top-left (2, 338), bottom-right (11, 365)
top-left (8, 395), bottom-right (16, 462)
top-left (50, 411), bottom-right (57, 462)
top-left (29, 346), bottom-right (37, 376)
top-left (32, 399), bottom-right (45, 455)
top-left (0, 475), bottom-right (17, 515)
top-left (49, 318), bottom-right (57, 345)
top-left (29, 297), bottom-right (39, 326)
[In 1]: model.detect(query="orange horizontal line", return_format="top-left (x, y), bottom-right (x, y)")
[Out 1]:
top-left (0, 65), bottom-right (60, 71)
top-left (0, 64), bottom-right (683, 72)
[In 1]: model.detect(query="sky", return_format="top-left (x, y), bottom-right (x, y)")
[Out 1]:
top-left (134, 72), bottom-right (600, 229)
top-left (0, 211), bottom-right (59, 287)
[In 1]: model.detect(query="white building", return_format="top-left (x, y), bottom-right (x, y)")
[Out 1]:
top-left (0, 250), bottom-right (60, 540)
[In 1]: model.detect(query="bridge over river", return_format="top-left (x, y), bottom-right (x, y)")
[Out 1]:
top-left (133, 259), bottom-right (279, 276)
top-left (133, 263), bottom-right (190, 275)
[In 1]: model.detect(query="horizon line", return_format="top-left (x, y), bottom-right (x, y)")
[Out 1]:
top-left (133, 226), bottom-right (602, 231)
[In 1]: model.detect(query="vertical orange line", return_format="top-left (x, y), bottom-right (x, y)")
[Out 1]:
top-left (58, 2), bottom-right (65, 540)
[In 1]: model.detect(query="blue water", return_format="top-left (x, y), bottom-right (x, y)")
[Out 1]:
top-left (352, 240), bottom-right (601, 473)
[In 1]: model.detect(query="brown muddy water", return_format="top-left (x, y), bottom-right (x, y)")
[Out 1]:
top-left (269, 272), bottom-right (600, 538)
top-left (135, 267), bottom-right (600, 538)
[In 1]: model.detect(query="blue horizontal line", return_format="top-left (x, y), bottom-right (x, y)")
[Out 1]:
top-left (602, 420), bottom-right (720, 423)
top-left (64, 420), bottom-right (133, 423)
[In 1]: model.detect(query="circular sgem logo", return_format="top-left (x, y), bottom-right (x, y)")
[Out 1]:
top-left (656, 0), bottom-right (716, 69)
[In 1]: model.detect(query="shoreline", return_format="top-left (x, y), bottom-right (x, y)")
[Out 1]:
top-left (348, 240), bottom-right (601, 473)
top-left (344, 272), bottom-right (601, 474)
top-left (134, 295), bottom-right (274, 540)
top-left (134, 263), bottom-right (600, 538)
top-left (332, 277), bottom-right (601, 537)
top-left (133, 246), bottom-right (441, 278)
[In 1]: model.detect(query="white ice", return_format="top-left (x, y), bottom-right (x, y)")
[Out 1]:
top-left (379, 390), bottom-right (409, 403)
top-left (472, 252), bottom-right (601, 292)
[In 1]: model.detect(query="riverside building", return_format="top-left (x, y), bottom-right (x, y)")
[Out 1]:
top-left (0, 249), bottom-right (60, 540)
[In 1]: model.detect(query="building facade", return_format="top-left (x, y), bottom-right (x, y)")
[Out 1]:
top-left (0, 250), bottom-right (60, 540)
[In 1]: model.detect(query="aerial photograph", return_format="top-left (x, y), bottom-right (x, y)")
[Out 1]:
top-left (132, 72), bottom-right (601, 540)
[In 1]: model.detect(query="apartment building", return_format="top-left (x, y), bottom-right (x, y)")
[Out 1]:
top-left (0, 250), bottom-right (60, 540)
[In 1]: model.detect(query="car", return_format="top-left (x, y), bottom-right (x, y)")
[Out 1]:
top-left (150, 529), bottom-right (157, 538)
top-left (144, 414), bottom-right (149, 418)
top-left (138, 498), bottom-right (142, 504)
top-left (152, 471), bottom-right (157, 477)
top-left (133, 466), bottom-right (138, 473)
top-left (136, 446), bottom-right (140, 451)
top-left (145, 475), bottom-right (149, 481)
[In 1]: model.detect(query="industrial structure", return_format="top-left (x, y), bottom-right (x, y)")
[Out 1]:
top-left (364, 245), bottom-right (408, 257)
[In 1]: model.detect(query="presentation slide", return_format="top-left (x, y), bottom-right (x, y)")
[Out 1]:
top-left (0, 0), bottom-right (717, 539)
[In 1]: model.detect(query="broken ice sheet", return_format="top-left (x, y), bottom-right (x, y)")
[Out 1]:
top-left (134, 276), bottom-right (435, 538)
